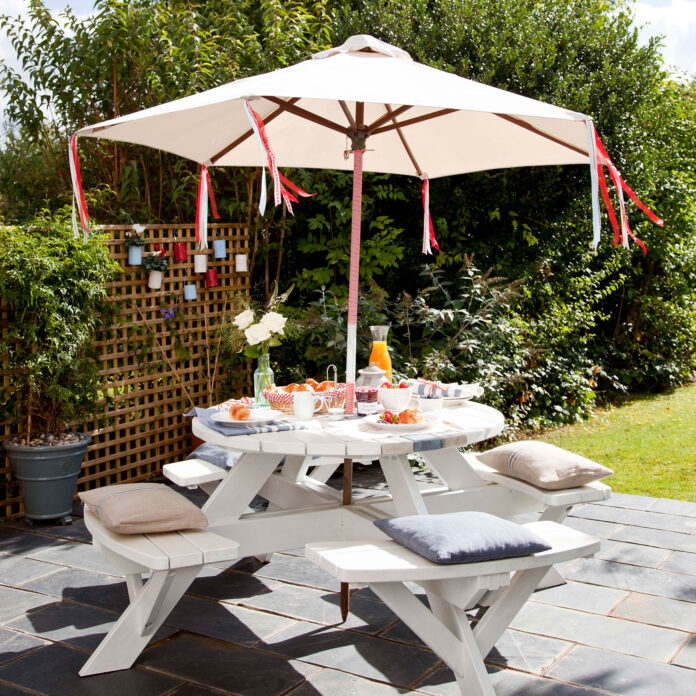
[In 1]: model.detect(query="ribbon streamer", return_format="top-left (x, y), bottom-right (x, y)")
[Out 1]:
top-left (68, 136), bottom-right (90, 241)
top-left (592, 127), bottom-right (661, 255)
top-left (195, 165), bottom-right (220, 250)
top-left (243, 99), bottom-right (315, 215)
top-left (421, 178), bottom-right (439, 254)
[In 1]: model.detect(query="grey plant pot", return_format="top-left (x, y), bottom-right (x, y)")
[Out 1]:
top-left (3, 433), bottom-right (92, 521)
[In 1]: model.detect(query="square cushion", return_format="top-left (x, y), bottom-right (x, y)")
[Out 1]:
top-left (374, 511), bottom-right (551, 564)
top-left (477, 441), bottom-right (613, 490)
top-left (79, 483), bottom-right (208, 534)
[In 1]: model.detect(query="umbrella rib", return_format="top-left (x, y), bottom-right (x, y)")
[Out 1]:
top-left (265, 96), bottom-right (351, 136)
top-left (209, 97), bottom-right (300, 164)
top-left (366, 104), bottom-right (413, 133)
top-left (494, 114), bottom-right (588, 157)
top-left (339, 101), bottom-right (357, 131)
top-left (371, 108), bottom-right (457, 135)
top-left (384, 105), bottom-right (423, 176)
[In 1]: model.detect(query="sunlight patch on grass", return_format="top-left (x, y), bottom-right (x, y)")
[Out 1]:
top-left (538, 383), bottom-right (696, 502)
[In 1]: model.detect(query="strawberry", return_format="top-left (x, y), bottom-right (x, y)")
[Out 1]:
top-left (382, 411), bottom-right (393, 422)
top-left (398, 382), bottom-right (409, 389)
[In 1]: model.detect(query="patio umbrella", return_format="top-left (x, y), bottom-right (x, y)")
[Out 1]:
top-left (71, 34), bottom-right (661, 618)
top-left (72, 34), bottom-right (661, 413)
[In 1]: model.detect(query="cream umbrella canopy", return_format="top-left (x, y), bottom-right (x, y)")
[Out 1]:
top-left (75, 34), bottom-right (615, 413)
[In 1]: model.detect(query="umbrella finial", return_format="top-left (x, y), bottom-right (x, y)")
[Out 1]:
top-left (313, 35), bottom-right (411, 61)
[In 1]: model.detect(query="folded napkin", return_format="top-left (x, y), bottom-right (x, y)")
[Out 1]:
top-left (186, 407), bottom-right (308, 437)
top-left (409, 378), bottom-right (483, 399)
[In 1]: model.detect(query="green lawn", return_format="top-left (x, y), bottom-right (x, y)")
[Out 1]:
top-left (537, 383), bottom-right (696, 502)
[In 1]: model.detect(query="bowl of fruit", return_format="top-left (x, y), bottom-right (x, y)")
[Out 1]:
top-left (377, 381), bottom-right (413, 413)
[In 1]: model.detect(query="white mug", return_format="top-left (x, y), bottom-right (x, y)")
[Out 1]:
top-left (293, 391), bottom-right (324, 420)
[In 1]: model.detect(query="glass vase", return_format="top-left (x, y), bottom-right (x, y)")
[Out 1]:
top-left (254, 353), bottom-right (274, 406)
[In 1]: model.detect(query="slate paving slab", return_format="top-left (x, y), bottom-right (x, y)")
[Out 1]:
top-left (0, 529), bottom-right (71, 556)
top-left (565, 557), bottom-right (696, 602)
top-left (570, 504), bottom-right (696, 534)
top-left (531, 579), bottom-right (628, 614)
top-left (170, 685), bottom-right (232, 696)
top-left (240, 581), bottom-right (399, 632)
top-left (29, 540), bottom-right (122, 575)
top-left (0, 641), bottom-right (182, 696)
top-left (0, 552), bottom-right (61, 585)
top-left (140, 633), bottom-right (319, 695)
top-left (672, 635), bottom-right (696, 670)
top-left (591, 493), bottom-right (657, 511)
top-left (610, 592), bottom-right (696, 633)
top-left (188, 568), bottom-right (279, 603)
top-left (165, 594), bottom-right (297, 647)
top-left (235, 553), bottom-right (342, 592)
top-left (0, 626), bottom-right (48, 665)
top-left (611, 525), bottom-right (696, 554)
top-left (563, 517), bottom-right (623, 539)
top-left (0, 585), bottom-right (57, 622)
top-left (5, 600), bottom-right (175, 650)
top-left (511, 601), bottom-right (689, 661)
top-left (650, 498), bottom-right (696, 517)
top-left (5, 517), bottom-right (93, 543)
top-left (287, 667), bottom-right (422, 695)
top-left (263, 621), bottom-right (440, 687)
top-left (17, 566), bottom-right (130, 612)
top-left (417, 664), bottom-right (605, 696)
top-left (548, 644), bottom-right (696, 695)
top-left (658, 550), bottom-right (696, 575)
top-left (594, 540), bottom-right (672, 568)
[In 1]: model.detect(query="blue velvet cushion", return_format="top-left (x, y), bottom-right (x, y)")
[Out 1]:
top-left (374, 511), bottom-right (551, 564)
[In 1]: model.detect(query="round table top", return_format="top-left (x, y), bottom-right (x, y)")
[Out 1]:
top-left (192, 400), bottom-right (504, 458)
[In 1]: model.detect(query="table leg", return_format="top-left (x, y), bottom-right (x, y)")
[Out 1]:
top-left (341, 458), bottom-right (353, 622)
top-left (379, 454), bottom-right (428, 516)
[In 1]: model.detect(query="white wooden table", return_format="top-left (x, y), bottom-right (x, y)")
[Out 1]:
top-left (190, 402), bottom-right (555, 556)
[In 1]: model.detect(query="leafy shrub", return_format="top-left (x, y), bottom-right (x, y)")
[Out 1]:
top-left (0, 211), bottom-right (121, 436)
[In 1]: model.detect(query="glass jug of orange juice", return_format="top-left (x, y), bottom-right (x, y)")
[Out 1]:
top-left (369, 325), bottom-right (392, 382)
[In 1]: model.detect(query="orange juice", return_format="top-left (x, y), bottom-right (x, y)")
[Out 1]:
top-left (369, 340), bottom-right (392, 381)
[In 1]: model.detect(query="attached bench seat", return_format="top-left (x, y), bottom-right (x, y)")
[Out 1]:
top-left (307, 521), bottom-right (599, 696)
top-left (80, 508), bottom-right (239, 677)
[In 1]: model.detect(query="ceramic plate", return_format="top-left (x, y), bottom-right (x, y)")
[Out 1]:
top-left (364, 414), bottom-right (431, 432)
top-left (210, 409), bottom-right (284, 426)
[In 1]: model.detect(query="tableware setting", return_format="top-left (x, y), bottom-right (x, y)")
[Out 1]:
top-left (364, 412), bottom-right (431, 432)
top-left (210, 408), bottom-right (285, 426)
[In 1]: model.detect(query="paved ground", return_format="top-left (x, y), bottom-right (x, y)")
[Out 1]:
top-left (0, 471), bottom-right (695, 696)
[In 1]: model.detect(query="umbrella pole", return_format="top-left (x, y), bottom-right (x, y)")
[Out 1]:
top-left (340, 142), bottom-right (365, 622)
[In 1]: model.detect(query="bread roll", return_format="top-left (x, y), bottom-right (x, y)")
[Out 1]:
top-left (398, 408), bottom-right (423, 424)
top-left (229, 404), bottom-right (250, 421)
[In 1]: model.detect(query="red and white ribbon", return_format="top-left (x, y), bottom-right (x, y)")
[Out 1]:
top-left (243, 99), bottom-right (315, 216)
top-left (68, 135), bottom-right (90, 241)
top-left (421, 177), bottom-right (439, 254)
top-left (590, 125), bottom-right (663, 255)
top-left (195, 165), bottom-right (220, 250)
top-left (416, 377), bottom-right (448, 396)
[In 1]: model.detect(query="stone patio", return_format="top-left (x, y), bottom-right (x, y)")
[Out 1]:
top-left (0, 471), bottom-right (695, 696)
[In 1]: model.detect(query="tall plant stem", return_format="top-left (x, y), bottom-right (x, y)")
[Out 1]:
top-left (134, 304), bottom-right (195, 409)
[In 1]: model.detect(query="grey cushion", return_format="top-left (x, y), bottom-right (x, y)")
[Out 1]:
top-left (374, 511), bottom-right (551, 564)
top-left (477, 441), bottom-right (613, 490)
top-left (79, 483), bottom-right (208, 534)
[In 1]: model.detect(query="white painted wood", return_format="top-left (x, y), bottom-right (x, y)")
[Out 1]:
top-left (163, 459), bottom-right (226, 487)
top-left (124, 573), bottom-right (143, 602)
top-left (305, 522), bottom-right (599, 583)
top-left (379, 454), bottom-right (429, 516)
top-left (202, 452), bottom-right (283, 525)
top-left (421, 448), bottom-right (488, 490)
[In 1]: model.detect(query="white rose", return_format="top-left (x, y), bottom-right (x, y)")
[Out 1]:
top-left (245, 322), bottom-right (272, 345)
top-left (233, 309), bottom-right (255, 330)
top-left (260, 311), bottom-right (287, 335)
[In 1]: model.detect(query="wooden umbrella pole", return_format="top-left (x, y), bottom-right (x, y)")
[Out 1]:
top-left (340, 457), bottom-right (354, 622)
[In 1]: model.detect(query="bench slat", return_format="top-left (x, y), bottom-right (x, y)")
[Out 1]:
top-left (177, 528), bottom-right (239, 565)
top-left (143, 531), bottom-right (206, 569)
top-left (84, 509), bottom-right (171, 571)
top-left (306, 521), bottom-right (599, 583)
top-left (163, 459), bottom-right (227, 487)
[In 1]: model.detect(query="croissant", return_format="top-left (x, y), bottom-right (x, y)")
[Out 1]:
top-left (229, 404), bottom-right (250, 421)
top-left (398, 408), bottom-right (424, 424)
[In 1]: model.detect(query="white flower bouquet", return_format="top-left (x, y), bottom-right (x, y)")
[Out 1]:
top-left (233, 308), bottom-right (288, 359)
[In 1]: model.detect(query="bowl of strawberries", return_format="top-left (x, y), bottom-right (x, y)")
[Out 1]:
top-left (377, 381), bottom-right (412, 413)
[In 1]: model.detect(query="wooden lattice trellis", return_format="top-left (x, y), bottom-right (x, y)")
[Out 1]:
top-left (1, 223), bottom-right (250, 522)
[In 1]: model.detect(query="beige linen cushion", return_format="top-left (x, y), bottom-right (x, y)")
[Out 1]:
top-left (79, 483), bottom-right (208, 534)
top-left (477, 441), bottom-right (613, 490)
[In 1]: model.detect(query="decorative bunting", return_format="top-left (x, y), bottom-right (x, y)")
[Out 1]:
top-left (243, 99), bottom-right (316, 215)
top-left (421, 177), bottom-right (439, 254)
top-left (68, 135), bottom-right (90, 241)
top-left (194, 165), bottom-right (220, 250)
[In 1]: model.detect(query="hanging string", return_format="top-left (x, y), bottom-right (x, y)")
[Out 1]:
top-left (68, 136), bottom-right (90, 241)
top-left (243, 99), bottom-right (315, 215)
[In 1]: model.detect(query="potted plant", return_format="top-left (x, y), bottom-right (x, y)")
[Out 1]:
top-left (144, 244), bottom-right (168, 289)
top-left (124, 224), bottom-right (145, 265)
top-left (0, 212), bottom-right (120, 522)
